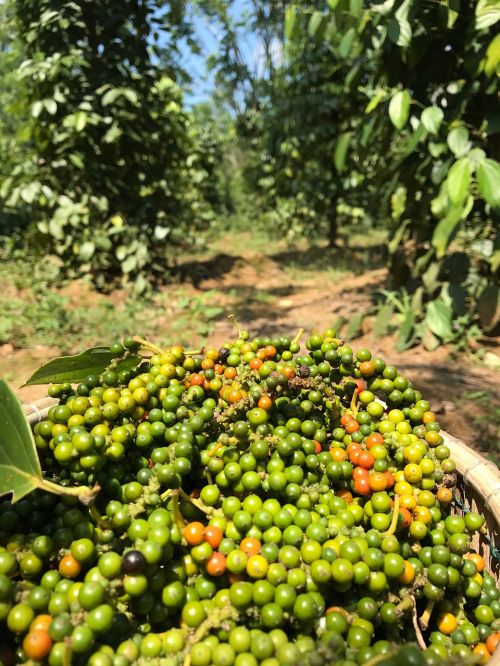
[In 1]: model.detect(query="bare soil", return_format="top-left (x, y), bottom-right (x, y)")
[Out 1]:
top-left (2, 232), bottom-right (498, 457)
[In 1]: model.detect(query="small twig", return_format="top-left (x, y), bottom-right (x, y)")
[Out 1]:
top-left (166, 490), bottom-right (185, 532)
top-left (395, 595), bottom-right (414, 616)
top-left (63, 639), bottom-right (72, 666)
top-left (363, 651), bottom-right (397, 666)
top-left (292, 327), bottom-right (305, 346)
top-left (384, 495), bottom-right (400, 536)
top-left (419, 599), bottom-right (435, 631)
top-left (40, 479), bottom-right (100, 505)
top-left (412, 598), bottom-right (427, 649)
top-left (350, 388), bottom-right (359, 416)
top-left (178, 488), bottom-right (211, 515)
top-left (132, 336), bottom-right (165, 355)
top-left (88, 503), bottom-right (111, 529)
top-left (207, 441), bottom-right (225, 457)
top-left (183, 606), bottom-right (239, 666)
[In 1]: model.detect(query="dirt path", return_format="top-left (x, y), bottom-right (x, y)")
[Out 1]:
top-left (2, 232), bottom-right (498, 459)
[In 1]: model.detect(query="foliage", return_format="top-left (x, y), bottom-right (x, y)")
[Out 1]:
top-left (460, 390), bottom-right (500, 465)
top-left (284, 0), bottom-right (500, 344)
top-left (0, 379), bottom-right (95, 502)
top-left (0, 253), bottom-right (224, 354)
top-left (0, 0), bottom-right (222, 292)
top-left (0, 379), bottom-right (44, 501)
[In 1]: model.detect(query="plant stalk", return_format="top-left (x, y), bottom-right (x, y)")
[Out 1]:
top-left (132, 336), bottom-right (165, 355)
top-left (384, 495), bottom-right (400, 536)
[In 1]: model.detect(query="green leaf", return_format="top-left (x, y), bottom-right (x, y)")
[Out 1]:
top-left (308, 13), bottom-right (324, 39)
top-left (338, 28), bottom-right (356, 58)
top-left (477, 285), bottom-right (500, 332)
top-left (421, 326), bottom-right (441, 351)
top-left (371, 0), bottom-right (396, 15)
top-left (20, 182), bottom-right (39, 204)
top-left (422, 262), bottom-right (441, 294)
top-left (32, 100), bottom-right (43, 118)
top-left (396, 310), bottom-right (416, 351)
top-left (411, 287), bottom-right (424, 315)
top-left (402, 122), bottom-right (427, 158)
top-left (432, 206), bottom-right (462, 258)
top-left (421, 106), bottom-right (444, 135)
top-left (115, 355), bottom-right (142, 374)
top-left (284, 6), bottom-right (297, 39)
top-left (63, 111), bottom-right (88, 132)
top-left (447, 157), bottom-right (471, 205)
top-left (476, 0), bottom-right (500, 29)
top-left (425, 300), bottom-right (453, 339)
top-left (444, 0), bottom-right (460, 28)
top-left (349, 0), bottom-right (363, 18)
top-left (447, 127), bottom-right (471, 157)
top-left (388, 219), bottom-right (410, 254)
top-left (334, 132), bottom-right (352, 174)
top-left (24, 347), bottom-right (116, 386)
top-left (443, 283), bottom-right (467, 316)
top-left (345, 313), bottom-right (364, 341)
top-left (477, 158), bottom-right (500, 208)
top-left (79, 241), bottom-right (95, 261)
top-left (391, 186), bottom-right (406, 220)
top-left (373, 303), bottom-right (394, 336)
top-left (484, 33), bottom-right (500, 77)
top-left (388, 90), bottom-right (410, 130)
top-left (122, 255), bottom-right (137, 273)
top-left (0, 379), bottom-right (42, 502)
top-left (490, 250), bottom-right (500, 273)
top-left (101, 88), bottom-right (122, 106)
top-left (388, 0), bottom-right (412, 47)
top-left (74, 111), bottom-right (87, 132)
top-left (365, 89), bottom-right (387, 114)
top-left (44, 99), bottom-right (57, 115)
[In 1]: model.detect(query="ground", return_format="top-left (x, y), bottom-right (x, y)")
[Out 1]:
top-left (1, 231), bottom-right (498, 462)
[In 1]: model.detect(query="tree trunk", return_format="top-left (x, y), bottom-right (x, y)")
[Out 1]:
top-left (328, 200), bottom-right (338, 248)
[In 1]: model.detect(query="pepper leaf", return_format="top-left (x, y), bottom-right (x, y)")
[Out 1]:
top-left (24, 347), bottom-right (116, 386)
top-left (0, 379), bottom-right (43, 502)
top-left (334, 132), bottom-right (352, 173)
top-left (425, 301), bottom-right (453, 340)
top-left (388, 90), bottom-right (410, 130)
top-left (447, 157), bottom-right (471, 205)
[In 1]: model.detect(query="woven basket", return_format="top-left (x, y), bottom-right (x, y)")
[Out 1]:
top-left (23, 400), bottom-right (500, 662)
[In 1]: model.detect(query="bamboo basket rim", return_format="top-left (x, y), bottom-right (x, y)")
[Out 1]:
top-left (22, 399), bottom-right (500, 663)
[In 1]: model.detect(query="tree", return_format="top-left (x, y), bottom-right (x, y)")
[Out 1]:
top-left (282, 0), bottom-right (500, 343)
top-left (0, 0), bottom-right (219, 291)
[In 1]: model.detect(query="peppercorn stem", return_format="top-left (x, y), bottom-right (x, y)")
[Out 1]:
top-left (132, 336), bottom-right (165, 355)
top-left (412, 596), bottom-right (427, 649)
top-left (384, 494), bottom-right (400, 536)
top-left (161, 487), bottom-right (189, 525)
top-left (183, 606), bottom-right (239, 666)
top-left (207, 440), bottom-right (224, 457)
top-left (350, 388), bottom-right (359, 417)
top-left (292, 327), bottom-right (304, 346)
top-left (38, 479), bottom-right (99, 505)
top-left (363, 652), bottom-right (397, 666)
top-left (62, 639), bottom-right (72, 666)
top-left (178, 487), bottom-right (211, 515)
top-left (419, 599), bottom-right (435, 630)
top-left (87, 503), bottom-right (111, 529)
top-left (395, 595), bottom-right (414, 615)
top-left (228, 313), bottom-right (244, 339)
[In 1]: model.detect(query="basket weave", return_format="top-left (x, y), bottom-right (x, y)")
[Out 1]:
top-left (23, 400), bottom-right (500, 662)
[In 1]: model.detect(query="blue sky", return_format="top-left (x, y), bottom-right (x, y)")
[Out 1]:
top-left (178, 0), bottom-right (259, 107)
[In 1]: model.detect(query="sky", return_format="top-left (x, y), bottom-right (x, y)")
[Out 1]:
top-left (177, 0), bottom-right (260, 107)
